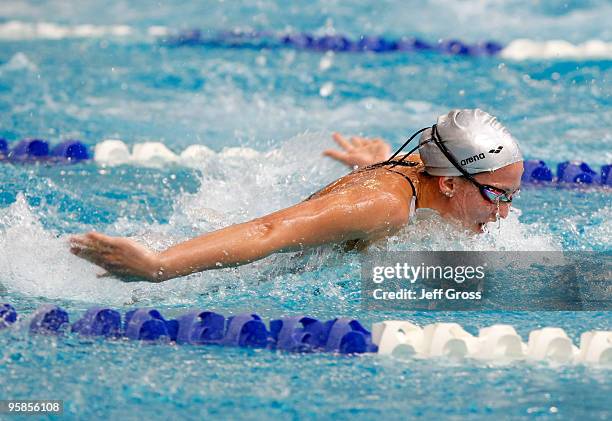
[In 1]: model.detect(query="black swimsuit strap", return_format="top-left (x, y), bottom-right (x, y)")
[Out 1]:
top-left (306, 158), bottom-right (418, 202)
top-left (358, 159), bottom-right (418, 197)
top-left (384, 168), bottom-right (417, 197)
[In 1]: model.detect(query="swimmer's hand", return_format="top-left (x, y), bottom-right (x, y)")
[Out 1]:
top-left (323, 133), bottom-right (391, 169)
top-left (69, 232), bottom-right (161, 282)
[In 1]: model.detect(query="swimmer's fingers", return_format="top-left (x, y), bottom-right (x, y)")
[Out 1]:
top-left (71, 232), bottom-right (117, 253)
top-left (69, 234), bottom-right (119, 269)
top-left (84, 231), bottom-right (120, 250)
top-left (350, 136), bottom-right (368, 147)
top-left (69, 241), bottom-right (110, 259)
top-left (322, 149), bottom-right (353, 166)
top-left (331, 132), bottom-right (354, 151)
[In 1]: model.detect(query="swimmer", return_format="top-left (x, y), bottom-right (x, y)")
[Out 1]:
top-left (70, 109), bottom-right (523, 282)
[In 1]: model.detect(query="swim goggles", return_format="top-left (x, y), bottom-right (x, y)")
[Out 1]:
top-left (384, 125), bottom-right (519, 204)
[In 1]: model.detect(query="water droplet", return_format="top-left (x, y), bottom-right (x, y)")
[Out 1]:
top-left (319, 52), bottom-right (334, 71)
top-left (319, 82), bottom-right (334, 97)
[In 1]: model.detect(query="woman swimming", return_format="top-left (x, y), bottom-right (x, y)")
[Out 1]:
top-left (70, 109), bottom-right (523, 282)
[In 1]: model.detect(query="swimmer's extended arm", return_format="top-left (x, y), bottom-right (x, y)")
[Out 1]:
top-left (70, 187), bottom-right (409, 282)
top-left (323, 133), bottom-right (391, 168)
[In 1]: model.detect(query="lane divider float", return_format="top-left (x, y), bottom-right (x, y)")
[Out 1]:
top-left (1, 138), bottom-right (610, 187)
top-left (1, 303), bottom-right (611, 365)
top-left (2, 21), bottom-right (611, 60)
top-left (161, 29), bottom-right (612, 60)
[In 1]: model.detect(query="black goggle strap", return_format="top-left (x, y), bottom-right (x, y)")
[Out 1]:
top-left (384, 126), bottom-right (430, 163)
top-left (388, 141), bottom-right (430, 168)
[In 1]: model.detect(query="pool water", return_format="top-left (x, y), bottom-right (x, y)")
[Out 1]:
top-left (0, 0), bottom-right (611, 419)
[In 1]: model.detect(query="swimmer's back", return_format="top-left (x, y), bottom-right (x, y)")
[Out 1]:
top-left (305, 154), bottom-right (424, 250)
top-left (306, 154), bottom-right (423, 202)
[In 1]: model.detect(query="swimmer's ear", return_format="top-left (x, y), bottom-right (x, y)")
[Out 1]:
top-left (438, 176), bottom-right (457, 197)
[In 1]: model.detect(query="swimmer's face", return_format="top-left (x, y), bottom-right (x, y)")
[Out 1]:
top-left (444, 162), bottom-right (523, 232)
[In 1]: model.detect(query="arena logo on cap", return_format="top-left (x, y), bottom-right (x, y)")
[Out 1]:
top-left (460, 153), bottom-right (486, 166)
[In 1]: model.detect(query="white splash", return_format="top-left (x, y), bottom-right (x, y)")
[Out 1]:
top-left (0, 195), bottom-right (135, 304)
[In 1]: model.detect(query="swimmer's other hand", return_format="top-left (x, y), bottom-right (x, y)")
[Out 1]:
top-left (69, 232), bottom-right (162, 283)
top-left (323, 133), bottom-right (391, 169)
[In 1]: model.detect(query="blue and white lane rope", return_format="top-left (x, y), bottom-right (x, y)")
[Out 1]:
top-left (1, 138), bottom-right (611, 187)
top-left (1, 303), bottom-right (611, 365)
top-left (1, 21), bottom-right (612, 60)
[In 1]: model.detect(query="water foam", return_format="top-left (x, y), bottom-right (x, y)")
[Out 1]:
top-left (0, 195), bottom-right (135, 304)
top-left (386, 208), bottom-right (559, 252)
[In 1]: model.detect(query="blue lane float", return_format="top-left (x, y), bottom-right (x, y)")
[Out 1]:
top-left (11, 304), bottom-right (379, 355)
top-left (29, 304), bottom-right (69, 334)
top-left (10, 139), bottom-right (49, 160)
top-left (160, 29), bottom-right (504, 57)
top-left (174, 310), bottom-right (225, 345)
top-left (601, 165), bottom-right (611, 186)
top-left (71, 307), bottom-right (122, 337)
top-left (219, 313), bottom-right (269, 348)
top-left (521, 159), bottom-right (554, 183)
top-left (322, 318), bottom-right (378, 354)
top-left (557, 161), bottom-right (599, 184)
top-left (1, 303), bottom-right (17, 329)
top-left (0, 138), bottom-right (8, 157)
top-left (124, 308), bottom-right (178, 341)
top-left (1, 138), bottom-right (89, 163)
top-left (269, 316), bottom-right (326, 352)
top-left (51, 140), bottom-right (90, 162)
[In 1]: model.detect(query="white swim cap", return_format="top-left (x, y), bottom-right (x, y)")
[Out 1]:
top-left (418, 109), bottom-right (523, 176)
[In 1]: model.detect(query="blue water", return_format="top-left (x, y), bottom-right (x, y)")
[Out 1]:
top-left (0, 0), bottom-right (611, 420)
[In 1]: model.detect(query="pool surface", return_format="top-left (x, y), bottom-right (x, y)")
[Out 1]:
top-left (0, 0), bottom-right (611, 419)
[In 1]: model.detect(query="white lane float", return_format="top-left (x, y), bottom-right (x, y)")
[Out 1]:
top-left (180, 144), bottom-right (216, 163)
top-left (421, 323), bottom-right (480, 358)
top-left (93, 139), bottom-right (131, 166)
top-left (371, 321), bottom-right (612, 366)
top-left (575, 331), bottom-right (612, 364)
top-left (473, 324), bottom-right (527, 360)
top-left (371, 321), bottom-right (424, 357)
top-left (527, 327), bottom-right (578, 363)
top-left (131, 142), bottom-right (179, 167)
